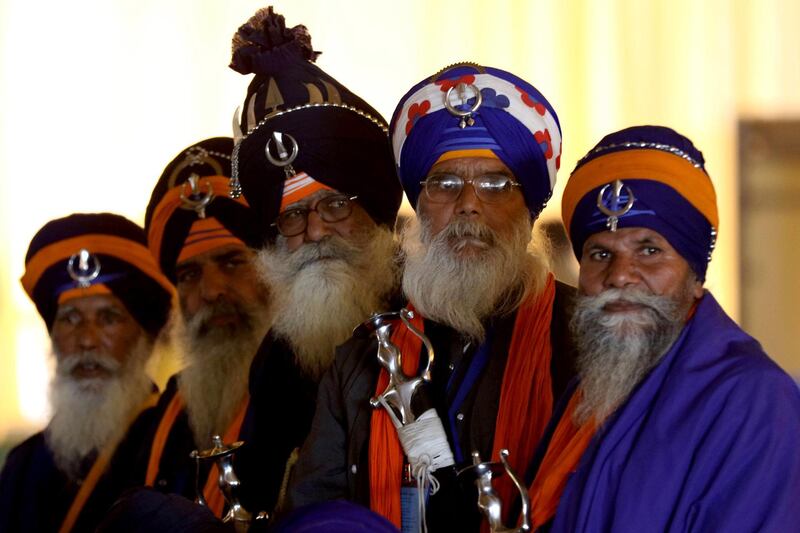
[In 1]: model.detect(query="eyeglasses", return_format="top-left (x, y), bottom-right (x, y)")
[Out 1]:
top-left (420, 173), bottom-right (522, 204)
top-left (273, 194), bottom-right (358, 237)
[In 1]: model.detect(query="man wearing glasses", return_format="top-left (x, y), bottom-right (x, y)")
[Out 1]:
top-left (225, 6), bottom-right (403, 520)
top-left (288, 63), bottom-right (577, 533)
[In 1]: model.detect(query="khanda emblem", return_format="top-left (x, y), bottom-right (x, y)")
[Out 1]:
top-left (67, 249), bottom-right (101, 288)
top-left (179, 174), bottom-right (215, 219)
top-left (597, 179), bottom-right (636, 232)
top-left (445, 83), bottom-right (483, 128)
top-left (265, 131), bottom-right (299, 178)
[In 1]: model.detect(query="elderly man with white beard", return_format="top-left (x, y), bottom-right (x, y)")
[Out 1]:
top-left (0, 213), bottom-right (174, 533)
top-left (225, 7), bottom-right (403, 520)
top-left (286, 63), bottom-right (578, 533)
top-left (93, 11), bottom-right (403, 530)
top-left (526, 126), bottom-right (800, 532)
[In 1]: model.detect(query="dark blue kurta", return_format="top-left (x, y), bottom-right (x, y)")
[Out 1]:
top-left (0, 431), bottom-right (132, 533)
top-left (551, 292), bottom-right (800, 532)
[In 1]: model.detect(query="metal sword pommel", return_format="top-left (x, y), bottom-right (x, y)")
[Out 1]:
top-left (457, 449), bottom-right (531, 533)
top-left (191, 435), bottom-right (253, 532)
top-left (359, 308), bottom-right (435, 426)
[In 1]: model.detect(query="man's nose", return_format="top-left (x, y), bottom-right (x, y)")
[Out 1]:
top-left (603, 254), bottom-right (642, 289)
top-left (304, 210), bottom-right (334, 242)
top-left (454, 181), bottom-right (482, 219)
top-left (76, 322), bottom-right (100, 351)
top-left (199, 268), bottom-right (228, 302)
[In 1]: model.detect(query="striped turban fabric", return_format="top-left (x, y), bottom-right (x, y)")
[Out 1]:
top-left (145, 137), bottom-right (261, 282)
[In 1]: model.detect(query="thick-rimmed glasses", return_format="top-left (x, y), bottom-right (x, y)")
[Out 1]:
top-left (421, 173), bottom-right (521, 204)
top-left (273, 194), bottom-right (358, 237)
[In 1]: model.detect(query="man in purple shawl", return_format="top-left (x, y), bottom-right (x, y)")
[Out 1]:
top-left (534, 125), bottom-right (800, 532)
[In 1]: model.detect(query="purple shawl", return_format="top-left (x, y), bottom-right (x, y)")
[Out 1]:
top-left (551, 292), bottom-right (800, 532)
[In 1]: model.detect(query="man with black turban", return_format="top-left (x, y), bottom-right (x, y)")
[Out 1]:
top-left (527, 125), bottom-right (800, 531)
top-left (288, 63), bottom-right (577, 533)
top-left (0, 213), bottom-right (173, 532)
top-left (229, 5), bottom-right (403, 518)
top-left (113, 137), bottom-right (272, 517)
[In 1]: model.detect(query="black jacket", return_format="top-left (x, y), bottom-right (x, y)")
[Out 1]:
top-left (287, 281), bottom-right (577, 532)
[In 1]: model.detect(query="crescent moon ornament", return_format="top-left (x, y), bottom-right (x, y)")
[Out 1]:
top-left (67, 249), bottom-right (101, 288)
top-left (265, 131), bottom-right (299, 178)
top-left (179, 174), bottom-right (215, 219)
top-left (444, 83), bottom-right (483, 128)
top-left (597, 180), bottom-right (636, 232)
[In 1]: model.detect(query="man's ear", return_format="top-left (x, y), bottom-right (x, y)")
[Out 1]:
top-left (691, 277), bottom-right (704, 300)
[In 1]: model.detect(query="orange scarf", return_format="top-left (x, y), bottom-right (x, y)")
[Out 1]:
top-left (369, 275), bottom-right (556, 528)
top-left (145, 392), bottom-right (250, 518)
top-left (528, 390), bottom-right (597, 529)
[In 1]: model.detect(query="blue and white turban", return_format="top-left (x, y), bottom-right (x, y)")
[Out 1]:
top-left (389, 63), bottom-right (562, 218)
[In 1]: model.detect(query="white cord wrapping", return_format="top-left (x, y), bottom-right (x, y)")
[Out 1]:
top-left (396, 409), bottom-right (455, 473)
top-left (395, 408), bottom-right (455, 533)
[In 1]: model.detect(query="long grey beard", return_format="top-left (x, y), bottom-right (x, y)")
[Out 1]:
top-left (257, 226), bottom-right (398, 380)
top-left (176, 298), bottom-right (271, 448)
top-left (571, 287), bottom-right (689, 425)
top-left (45, 336), bottom-right (153, 480)
top-left (400, 215), bottom-right (549, 342)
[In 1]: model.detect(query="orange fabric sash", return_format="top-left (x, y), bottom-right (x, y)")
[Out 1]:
top-left (144, 391), bottom-right (249, 518)
top-left (369, 275), bottom-right (556, 528)
top-left (145, 393), bottom-right (186, 486)
top-left (58, 392), bottom-right (159, 533)
top-left (529, 390), bottom-right (597, 529)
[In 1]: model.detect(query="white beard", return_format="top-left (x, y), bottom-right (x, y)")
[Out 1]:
top-left (571, 285), bottom-right (693, 425)
top-left (45, 336), bottom-right (153, 480)
top-left (257, 226), bottom-right (398, 380)
top-left (175, 295), bottom-right (271, 448)
top-left (400, 215), bottom-right (550, 342)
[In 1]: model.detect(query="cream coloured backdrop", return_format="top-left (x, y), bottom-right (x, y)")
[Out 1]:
top-left (1, 0), bottom-right (799, 439)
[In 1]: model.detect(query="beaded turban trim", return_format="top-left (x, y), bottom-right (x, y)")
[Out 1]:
top-left (229, 7), bottom-right (401, 235)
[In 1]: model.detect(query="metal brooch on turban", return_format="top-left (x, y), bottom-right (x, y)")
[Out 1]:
top-left (562, 125), bottom-right (718, 279)
top-left (390, 62), bottom-right (562, 219)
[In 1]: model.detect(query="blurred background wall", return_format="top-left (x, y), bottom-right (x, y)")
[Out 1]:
top-left (1, 0), bottom-right (798, 448)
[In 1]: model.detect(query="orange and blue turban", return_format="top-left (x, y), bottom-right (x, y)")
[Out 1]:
top-left (21, 213), bottom-right (175, 336)
top-left (389, 63), bottom-right (562, 218)
top-left (562, 125), bottom-right (718, 280)
top-left (145, 138), bottom-right (261, 282)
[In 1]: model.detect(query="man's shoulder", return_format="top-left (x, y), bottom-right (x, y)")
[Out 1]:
top-left (667, 302), bottom-right (800, 425)
top-left (685, 294), bottom-right (795, 394)
top-left (333, 333), bottom-right (381, 387)
top-left (2, 431), bottom-right (48, 470)
top-left (0, 430), bottom-right (54, 491)
top-left (713, 338), bottom-right (800, 409)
